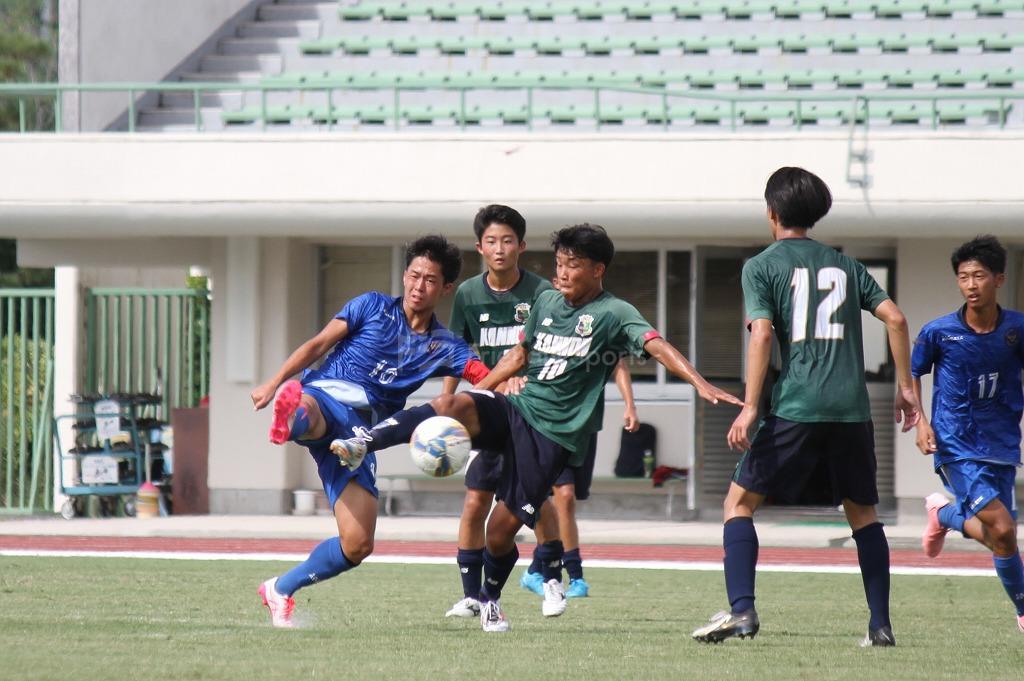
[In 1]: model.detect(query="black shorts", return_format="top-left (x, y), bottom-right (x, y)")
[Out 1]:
top-left (553, 433), bottom-right (598, 500)
top-left (732, 416), bottom-right (879, 506)
top-left (467, 390), bottom-right (571, 529)
top-left (463, 449), bottom-right (503, 493)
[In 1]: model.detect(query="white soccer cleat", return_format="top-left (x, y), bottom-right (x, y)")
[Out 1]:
top-left (445, 597), bottom-right (481, 618)
top-left (329, 433), bottom-right (368, 471)
top-left (542, 579), bottom-right (567, 617)
top-left (258, 577), bottom-right (295, 628)
top-left (480, 600), bottom-right (510, 633)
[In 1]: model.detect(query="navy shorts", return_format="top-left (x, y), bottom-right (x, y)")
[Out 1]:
top-left (939, 460), bottom-right (1019, 521)
top-left (553, 433), bottom-right (598, 500)
top-left (732, 416), bottom-right (878, 506)
top-left (464, 449), bottom-right (503, 493)
top-left (299, 385), bottom-right (379, 510)
top-left (467, 390), bottom-right (571, 529)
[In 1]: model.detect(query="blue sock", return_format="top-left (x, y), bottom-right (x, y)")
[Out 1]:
top-left (993, 553), bottom-right (1024, 617)
top-left (276, 537), bottom-right (353, 597)
top-left (288, 406), bottom-right (309, 441)
top-left (852, 522), bottom-right (891, 630)
top-left (723, 517), bottom-right (758, 614)
top-left (457, 548), bottom-right (484, 600)
top-left (480, 545), bottom-right (519, 603)
top-left (564, 548), bottom-right (583, 581)
top-left (364, 404), bottom-right (437, 452)
top-left (938, 504), bottom-right (966, 533)
top-left (529, 545), bottom-right (543, 574)
top-left (537, 540), bottom-right (564, 583)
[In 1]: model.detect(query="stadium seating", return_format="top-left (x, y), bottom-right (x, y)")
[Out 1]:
top-left (134, 0), bottom-right (1024, 131)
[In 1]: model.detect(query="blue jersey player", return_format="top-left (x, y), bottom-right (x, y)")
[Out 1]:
top-left (912, 235), bottom-right (1024, 634)
top-left (249, 235), bottom-right (492, 628)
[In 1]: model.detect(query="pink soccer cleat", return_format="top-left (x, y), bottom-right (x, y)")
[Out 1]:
top-left (258, 577), bottom-right (295, 628)
top-left (1017, 614), bottom-right (1024, 633)
top-left (269, 380), bottom-right (303, 445)
top-left (922, 493), bottom-right (951, 558)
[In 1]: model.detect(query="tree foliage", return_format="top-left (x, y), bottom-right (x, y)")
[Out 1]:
top-left (0, 0), bottom-right (58, 132)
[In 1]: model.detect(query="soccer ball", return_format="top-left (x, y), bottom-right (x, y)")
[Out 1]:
top-left (409, 416), bottom-right (472, 478)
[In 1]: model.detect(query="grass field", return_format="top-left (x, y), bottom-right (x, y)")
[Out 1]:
top-left (1, 556), bottom-right (1022, 680)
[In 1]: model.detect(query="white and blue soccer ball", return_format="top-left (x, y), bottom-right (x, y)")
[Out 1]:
top-left (409, 416), bottom-right (471, 478)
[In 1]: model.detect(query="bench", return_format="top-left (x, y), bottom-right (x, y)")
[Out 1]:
top-left (376, 471), bottom-right (690, 520)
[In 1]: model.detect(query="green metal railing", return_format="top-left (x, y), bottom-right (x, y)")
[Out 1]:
top-left (85, 288), bottom-right (210, 417)
top-left (0, 289), bottom-right (55, 514)
top-left (0, 81), bottom-right (1020, 133)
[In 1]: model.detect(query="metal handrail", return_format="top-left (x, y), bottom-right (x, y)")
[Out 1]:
top-left (0, 81), bottom-right (1020, 132)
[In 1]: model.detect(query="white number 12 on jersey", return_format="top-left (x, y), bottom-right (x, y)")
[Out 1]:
top-left (790, 267), bottom-right (847, 343)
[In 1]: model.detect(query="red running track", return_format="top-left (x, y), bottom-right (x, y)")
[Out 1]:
top-left (0, 535), bottom-right (997, 569)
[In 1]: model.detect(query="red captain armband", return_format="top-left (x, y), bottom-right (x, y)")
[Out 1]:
top-left (462, 359), bottom-right (490, 385)
top-left (643, 330), bottom-right (662, 343)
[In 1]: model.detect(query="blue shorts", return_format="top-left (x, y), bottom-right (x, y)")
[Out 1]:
top-left (938, 460), bottom-right (1018, 521)
top-left (299, 385), bottom-right (379, 510)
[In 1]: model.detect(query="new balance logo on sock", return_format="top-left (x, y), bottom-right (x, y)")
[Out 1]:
top-left (308, 572), bottom-right (319, 583)
top-left (547, 560), bottom-right (561, 567)
top-left (461, 568), bottom-right (469, 574)
top-left (521, 503), bottom-right (535, 515)
top-left (487, 578), bottom-right (499, 585)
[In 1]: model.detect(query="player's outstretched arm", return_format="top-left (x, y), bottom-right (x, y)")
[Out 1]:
top-left (250, 319), bottom-right (349, 410)
top-left (613, 359), bottom-right (639, 432)
top-left (644, 337), bottom-right (743, 407)
top-left (726, 318), bottom-right (773, 452)
top-left (913, 377), bottom-right (937, 454)
top-left (474, 345), bottom-right (528, 392)
top-left (873, 300), bottom-right (921, 431)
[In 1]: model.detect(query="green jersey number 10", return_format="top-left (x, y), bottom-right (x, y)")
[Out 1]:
top-left (790, 267), bottom-right (847, 343)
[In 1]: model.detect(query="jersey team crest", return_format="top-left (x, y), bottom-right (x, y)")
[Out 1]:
top-left (514, 302), bottom-right (532, 323)
top-left (575, 314), bottom-right (594, 337)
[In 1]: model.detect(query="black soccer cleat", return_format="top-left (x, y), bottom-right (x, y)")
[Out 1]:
top-left (692, 608), bottom-right (760, 644)
top-left (860, 625), bottom-right (896, 647)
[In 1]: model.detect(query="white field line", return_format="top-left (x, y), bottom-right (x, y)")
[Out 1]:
top-left (0, 549), bottom-right (996, 577)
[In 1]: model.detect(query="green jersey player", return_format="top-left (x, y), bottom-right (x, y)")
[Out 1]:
top-left (691, 167), bottom-right (921, 647)
top-left (333, 223), bottom-right (740, 633)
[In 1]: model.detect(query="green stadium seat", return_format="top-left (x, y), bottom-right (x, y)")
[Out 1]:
top-left (583, 36), bottom-right (637, 55)
top-left (985, 67), bottom-right (1024, 87)
top-left (299, 39), bottom-right (341, 56)
top-left (926, 0), bottom-right (981, 16)
top-left (932, 34), bottom-right (985, 52)
top-left (356, 106), bottom-right (393, 125)
top-left (400, 105), bottom-right (457, 123)
top-left (835, 69), bottom-right (887, 87)
top-left (881, 33), bottom-right (933, 52)
top-left (832, 33), bottom-right (882, 52)
top-left (737, 70), bottom-right (788, 88)
top-left (976, 0), bottom-right (1024, 16)
top-left (787, 69), bottom-right (837, 88)
top-left (681, 35), bottom-right (733, 53)
top-left (886, 69), bottom-right (938, 87)
top-left (731, 35), bottom-right (782, 53)
top-left (336, 37), bottom-right (392, 56)
top-left (692, 103), bottom-right (730, 124)
top-left (780, 34), bottom-right (832, 53)
top-left (874, 0), bottom-right (929, 17)
top-left (390, 37), bottom-right (431, 55)
top-left (739, 103), bottom-right (796, 123)
top-left (534, 37), bottom-right (586, 55)
top-left (624, 2), bottom-right (687, 19)
top-left (794, 102), bottom-right (851, 124)
top-left (775, 0), bottom-right (827, 18)
top-left (885, 102), bottom-right (927, 123)
top-left (983, 33), bottom-right (1024, 51)
top-left (936, 68), bottom-right (988, 87)
top-left (687, 70), bottom-right (743, 88)
top-left (479, 2), bottom-right (533, 20)
top-left (824, 0), bottom-right (878, 18)
top-left (597, 104), bottom-right (650, 123)
top-left (528, 2), bottom-right (573, 20)
top-left (429, 2), bottom-right (480, 20)
top-left (543, 104), bottom-right (595, 123)
top-left (339, 4), bottom-right (381, 21)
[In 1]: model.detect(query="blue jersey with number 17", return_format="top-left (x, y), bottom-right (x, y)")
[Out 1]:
top-left (301, 291), bottom-right (477, 417)
top-left (911, 307), bottom-right (1024, 469)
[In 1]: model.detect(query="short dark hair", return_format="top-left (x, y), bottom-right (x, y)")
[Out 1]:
top-left (951, 235), bottom-right (1006, 275)
top-left (551, 223), bottom-right (614, 266)
top-left (764, 167), bottom-right (833, 229)
top-left (405, 234), bottom-right (462, 284)
top-left (473, 204), bottom-right (526, 242)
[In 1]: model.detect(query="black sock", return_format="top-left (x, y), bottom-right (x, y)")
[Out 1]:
top-left (364, 404), bottom-right (436, 452)
top-left (457, 547), bottom-right (484, 600)
top-left (537, 540), bottom-right (564, 583)
top-left (723, 517), bottom-right (758, 614)
top-left (480, 545), bottom-right (520, 603)
top-left (852, 521), bottom-right (891, 630)
top-left (563, 548), bottom-right (583, 581)
top-left (529, 545), bottom-right (543, 574)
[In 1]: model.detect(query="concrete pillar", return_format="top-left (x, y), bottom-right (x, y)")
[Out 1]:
top-left (52, 266), bottom-right (81, 509)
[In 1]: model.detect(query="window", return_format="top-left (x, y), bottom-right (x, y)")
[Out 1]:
top-left (861, 260), bottom-right (895, 382)
top-left (604, 252), bottom-right (659, 380)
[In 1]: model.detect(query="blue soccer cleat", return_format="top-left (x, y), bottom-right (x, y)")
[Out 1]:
top-left (566, 577), bottom-right (590, 598)
top-left (519, 569), bottom-right (544, 596)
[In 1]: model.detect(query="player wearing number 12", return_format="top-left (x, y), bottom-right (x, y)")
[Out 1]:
top-left (692, 167), bottom-right (921, 647)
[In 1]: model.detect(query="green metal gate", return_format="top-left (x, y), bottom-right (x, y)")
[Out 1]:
top-left (0, 289), bottom-right (55, 514)
top-left (85, 288), bottom-right (211, 415)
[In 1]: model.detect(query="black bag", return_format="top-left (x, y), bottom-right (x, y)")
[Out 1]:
top-left (614, 423), bottom-right (657, 477)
